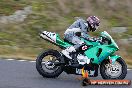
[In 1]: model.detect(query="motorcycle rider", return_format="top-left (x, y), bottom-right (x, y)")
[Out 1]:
top-left (62, 16), bottom-right (101, 64)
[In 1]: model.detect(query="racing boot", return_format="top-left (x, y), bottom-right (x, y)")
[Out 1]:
top-left (62, 46), bottom-right (76, 59)
top-left (62, 46), bottom-right (80, 67)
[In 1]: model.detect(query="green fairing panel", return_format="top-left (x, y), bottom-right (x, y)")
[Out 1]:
top-left (56, 34), bottom-right (71, 48)
top-left (84, 46), bottom-right (99, 64)
top-left (84, 45), bottom-right (116, 64)
top-left (98, 46), bottom-right (115, 63)
top-left (82, 38), bottom-right (101, 64)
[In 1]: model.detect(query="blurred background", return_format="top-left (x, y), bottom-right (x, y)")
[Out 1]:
top-left (0, 0), bottom-right (131, 66)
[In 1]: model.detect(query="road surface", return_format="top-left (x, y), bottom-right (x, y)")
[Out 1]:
top-left (0, 59), bottom-right (131, 88)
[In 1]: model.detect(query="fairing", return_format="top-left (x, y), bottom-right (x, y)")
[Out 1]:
top-left (42, 31), bottom-right (121, 64)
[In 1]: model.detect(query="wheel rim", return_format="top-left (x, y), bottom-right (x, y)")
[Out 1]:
top-left (105, 61), bottom-right (122, 78)
top-left (41, 55), bottom-right (59, 73)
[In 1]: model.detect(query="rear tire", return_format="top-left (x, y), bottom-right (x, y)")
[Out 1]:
top-left (100, 58), bottom-right (127, 79)
top-left (36, 49), bottom-right (63, 78)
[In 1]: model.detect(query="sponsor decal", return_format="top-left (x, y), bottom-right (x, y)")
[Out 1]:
top-left (82, 45), bottom-right (88, 50)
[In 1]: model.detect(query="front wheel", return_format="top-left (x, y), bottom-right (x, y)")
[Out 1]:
top-left (100, 58), bottom-right (127, 79)
top-left (36, 49), bottom-right (63, 78)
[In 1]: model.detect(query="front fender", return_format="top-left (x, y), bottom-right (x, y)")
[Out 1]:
top-left (109, 55), bottom-right (121, 64)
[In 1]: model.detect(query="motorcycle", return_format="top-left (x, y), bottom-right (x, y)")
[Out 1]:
top-left (36, 31), bottom-right (127, 79)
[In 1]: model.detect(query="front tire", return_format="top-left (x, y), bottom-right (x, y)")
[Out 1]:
top-left (36, 49), bottom-right (63, 78)
top-left (100, 58), bottom-right (127, 79)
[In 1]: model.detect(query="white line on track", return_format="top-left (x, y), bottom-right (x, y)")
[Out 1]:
top-left (3, 58), bottom-right (36, 63)
top-left (17, 60), bottom-right (36, 63)
top-left (29, 61), bottom-right (36, 63)
top-left (7, 59), bottom-right (15, 61)
top-left (18, 60), bottom-right (27, 62)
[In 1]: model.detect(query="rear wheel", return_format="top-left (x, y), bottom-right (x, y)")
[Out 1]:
top-left (36, 49), bottom-right (63, 78)
top-left (100, 58), bottom-right (127, 79)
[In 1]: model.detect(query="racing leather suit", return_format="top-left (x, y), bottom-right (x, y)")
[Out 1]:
top-left (64, 18), bottom-right (101, 49)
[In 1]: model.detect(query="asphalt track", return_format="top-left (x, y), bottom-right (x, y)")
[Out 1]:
top-left (0, 59), bottom-right (131, 88)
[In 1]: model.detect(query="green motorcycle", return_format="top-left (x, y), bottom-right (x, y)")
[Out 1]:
top-left (36, 31), bottom-right (127, 79)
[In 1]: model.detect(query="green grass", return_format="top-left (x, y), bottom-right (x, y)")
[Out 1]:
top-left (0, 0), bottom-right (26, 15)
top-left (0, 0), bottom-right (131, 66)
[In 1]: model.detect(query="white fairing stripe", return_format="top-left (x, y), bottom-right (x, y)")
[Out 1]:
top-left (40, 34), bottom-right (55, 42)
top-left (41, 31), bottom-right (57, 43)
